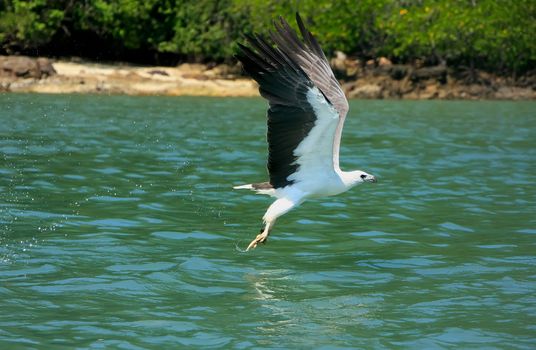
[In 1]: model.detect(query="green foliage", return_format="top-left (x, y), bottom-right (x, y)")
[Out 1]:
top-left (231, 0), bottom-right (391, 57)
top-left (0, 0), bottom-right (534, 73)
top-left (157, 0), bottom-right (250, 61)
top-left (0, 0), bottom-right (64, 50)
top-left (379, 0), bottom-right (536, 72)
top-left (74, 0), bottom-right (177, 50)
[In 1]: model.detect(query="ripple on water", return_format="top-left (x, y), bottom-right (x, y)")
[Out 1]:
top-left (518, 228), bottom-right (536, 235)
top-left (439, 221), bottom-right (475, 233)
top-left (106, 262), bottom-right (176, 273)
top-left (151, 231), bottom-right (221, 240)
top-left (63, 174), bottom-right (86, 180)
top-left (30, 278), bottom-right (150, 295)
top-left (138, 203), bottom-right (167, 211)
top-left (1, 96), bottom-right (535, 348)
top-left (388, 213), bottom-right (414, 221)
top-left (0, 264), bottom-right (57, 278)
top-left (86, 218), bottom-right (140, 229)
top-left (89, 195), bottom-right (141, 202)
top-left (93, 167), bottom-right (122, 174)
top-left (350, 230), bottom-right (391, 237)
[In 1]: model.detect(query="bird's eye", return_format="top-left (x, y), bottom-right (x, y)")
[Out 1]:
top-left (360, 174), bottom-right (367, 179)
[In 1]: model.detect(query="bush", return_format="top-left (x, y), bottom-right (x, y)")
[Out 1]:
top-left (0, 0), bottom-right (64, 51)
top-left (0, 0), bottom-right (534, 74)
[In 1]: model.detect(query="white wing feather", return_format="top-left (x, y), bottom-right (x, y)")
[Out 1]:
top-left (288, 86), bottom-right (340, 186)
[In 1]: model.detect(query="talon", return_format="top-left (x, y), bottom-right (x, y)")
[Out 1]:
top-left (245, 221), bottom-right (273, 252)
top-left (246, 232), bottom-right (267, 251)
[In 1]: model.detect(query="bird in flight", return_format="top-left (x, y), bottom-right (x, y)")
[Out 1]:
top-left (234, 13), bottom-right (377, 251)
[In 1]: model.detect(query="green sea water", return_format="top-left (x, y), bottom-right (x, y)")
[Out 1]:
top-left (1, 94), bottom-right (535, 349)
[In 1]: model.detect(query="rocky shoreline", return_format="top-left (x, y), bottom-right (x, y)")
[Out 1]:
top-left (1, 55), bottom-right (534, 100)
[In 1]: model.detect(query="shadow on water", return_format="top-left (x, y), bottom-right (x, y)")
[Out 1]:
top-left (1, 94), bottom-right (535, 348)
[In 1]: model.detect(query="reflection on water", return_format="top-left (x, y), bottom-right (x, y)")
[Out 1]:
top-left (1, 94), bottom-right (535, 348)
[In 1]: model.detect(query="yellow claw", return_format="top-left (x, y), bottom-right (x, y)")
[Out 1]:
top-left (246, 232), bottom-right (268, 251)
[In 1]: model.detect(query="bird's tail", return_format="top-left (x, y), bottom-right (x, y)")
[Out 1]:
top-left (233, 184), bottom-right (253, 190)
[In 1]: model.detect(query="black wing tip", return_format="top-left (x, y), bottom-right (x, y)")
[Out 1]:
top-left (244, 32), bottom-right (261, 44)
top-left (295, 12), bottom-right (305, 30)
top-left (295, 12), bottom-right (303, 25)
top-left (273, 17), bottom-right (285, 32)
top-left (239, 13), bottom-right (310, 56)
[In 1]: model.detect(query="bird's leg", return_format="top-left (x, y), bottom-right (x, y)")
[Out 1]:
top-left (245, 197), bottom-right (299, 251)
top-left (246, 220), bottom-right (274, 251)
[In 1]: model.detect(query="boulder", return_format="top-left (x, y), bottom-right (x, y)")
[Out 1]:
top-left (344, 59), bottom-right (361, 79)
top-left (330, 51), bottom-right (348, 78)
top-left (331, 51), bottom-right (347, 66)
top-left (330, 52), bottom-right (362, 80)
top-left (420, 83), bottom-right (440, 99)
top-left (36, 57), bottom-right (56, 77)
top-left (348, 84), bottom-right (383, 99)
top-left (0, 56), bottom-right (56, 78)
top-left (1, 56), bottom-right (40, 78)
top-left (378, 57), bottom-right (392, 67)
top-left (410, 65), bottom-right (447, 84)
top-left (514, 71), bottom-right (536, 88)
top-left (494, 86), bottom-right (535, 100)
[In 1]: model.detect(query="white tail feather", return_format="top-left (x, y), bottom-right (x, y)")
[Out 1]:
top-left (233, 184), bottom-right (253, 190)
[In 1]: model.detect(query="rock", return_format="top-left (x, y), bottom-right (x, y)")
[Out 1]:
top-left (348, 84), bottom-right (383, 99)
top-left (476, 70), bottom-right (493, 86)
top-left (335, 51), bottom-right (347, 61)
top-left (1, 56), bottom-right (40, 78)
top-left (0, 56), bottom-right (56, 78)
top-left (36, 57), bottom-right (56, 77)
top-left (410, 65), bottom-right (447, 84)
top-left (376, 58), bottom-right (394, 74)
top-left (341, 82), bottom-right (356, 95)
top-left (330, 52), bottom-right (362, 80)
top-left (494, 86), bottom-right (536, 100)
top-left (330, 51), bottom-right (348, 78)
top-left (148, 69), bottom-right (170, 76)
top-left (515, 71), bottom-right (536, 88)
top-left (389, 65), bottom-right (410, 80)
top-left (378, 57), bottom-right (392, 67)
top-left (436, 88), bottom-right (451, 99)
top-left (467, 84), bottom-right (488, 97)
top-left (1, 55), bottom-right (533, 100)
top-left (420, 83), bottom-right (440, 99)
top-left (344, 59), bottom-right (361, 79)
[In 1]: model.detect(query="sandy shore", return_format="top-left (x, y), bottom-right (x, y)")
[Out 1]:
top-left (1, 56), bottom-right (534, 99)
top-left (41, 62), bottom-right (258, 96)
top-left (1, 58), bottom-right (258, 97)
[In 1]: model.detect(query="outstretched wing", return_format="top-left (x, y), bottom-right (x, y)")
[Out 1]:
top-left (271, 14), bottom-right (349, 169)
top-left (236, 14), bottom-right (345, 189)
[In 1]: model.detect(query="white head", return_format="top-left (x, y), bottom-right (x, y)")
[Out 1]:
top-left (347, 170), bottom-right (377, 187)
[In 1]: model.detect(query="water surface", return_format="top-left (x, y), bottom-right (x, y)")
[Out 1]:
top-left (1, 94), bottom-right (535, 349)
